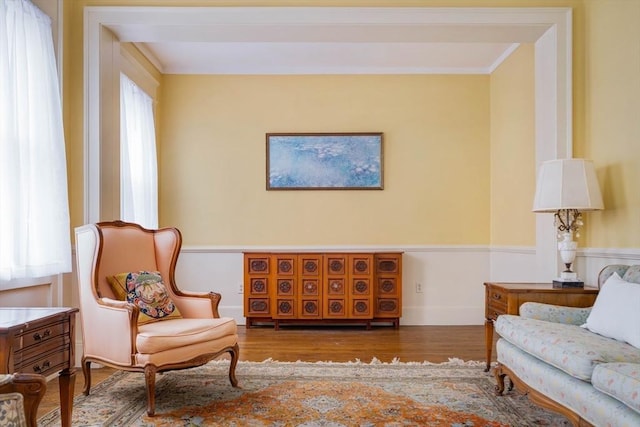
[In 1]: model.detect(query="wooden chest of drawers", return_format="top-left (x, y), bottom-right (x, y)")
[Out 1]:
top-left (0, 307), bottom-right (78, 427)
top-left (244, 252), bottom-right (402, 329)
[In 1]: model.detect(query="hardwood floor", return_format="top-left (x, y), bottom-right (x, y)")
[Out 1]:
top-left (37, 325), bottom-right (493, 419)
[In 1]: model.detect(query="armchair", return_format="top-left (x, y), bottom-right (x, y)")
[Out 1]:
top-left (0, 373), bottom-right (46, 427)
top-left (75, 221), bottom-right (239, 416)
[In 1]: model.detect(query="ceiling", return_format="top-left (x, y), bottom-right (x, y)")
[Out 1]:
top-left (105, 10), bottom-right (550, 75)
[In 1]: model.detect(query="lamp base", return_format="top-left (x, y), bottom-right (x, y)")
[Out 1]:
top-left (553, 279), bottom-right (584, 288)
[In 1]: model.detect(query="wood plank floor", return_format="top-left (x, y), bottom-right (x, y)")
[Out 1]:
top-left (38, 325), bottom-right (494, 419)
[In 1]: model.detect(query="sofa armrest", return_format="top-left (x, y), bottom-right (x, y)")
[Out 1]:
top-left (519, 302), bottom-right (592, 325)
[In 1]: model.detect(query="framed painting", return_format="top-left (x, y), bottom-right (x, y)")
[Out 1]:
top-left (266, 132), bottom-right (384, 190)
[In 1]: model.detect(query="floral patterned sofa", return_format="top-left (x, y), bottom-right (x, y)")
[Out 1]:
top-left (493, 265), bottom-right (640, 427)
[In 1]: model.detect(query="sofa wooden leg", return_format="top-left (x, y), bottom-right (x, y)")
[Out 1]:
top-left (493, 363), bottom-right (507, 395)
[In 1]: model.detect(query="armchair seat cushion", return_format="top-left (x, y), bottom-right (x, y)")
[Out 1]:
top-left (137, 317), bottom-right (237, 354)
top-left (496, 315), bottom-right (640, 381)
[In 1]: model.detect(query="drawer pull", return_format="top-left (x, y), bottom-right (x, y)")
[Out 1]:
top-left (33, 329), bottom-right (51, 341)
top-left (492, 293), bottom-right (502, 300)
top-left (33, 360), bottom-right (51, 373)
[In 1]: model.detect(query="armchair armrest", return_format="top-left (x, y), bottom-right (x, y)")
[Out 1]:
top-left (172, 290), bottom-right (222, 318)
top-left (81, 298), bottom-right (139, 365)
top-left (520, 302), bottom-right (592, 325)
top-left (0, 373), bottom-right (46, 427)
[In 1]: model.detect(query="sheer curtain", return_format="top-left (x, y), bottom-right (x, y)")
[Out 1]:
top-left (120, 73), bottom-right (158, 229)
top-left (0, 0), bottom-right (71, 281)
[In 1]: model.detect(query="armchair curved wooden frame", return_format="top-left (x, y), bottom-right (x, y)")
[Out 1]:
top-left (75, 221), bottom-right (240, 416)
top-left (0, 373), bottom-right (47, 427)
top-left (494, 363), bottom-right (594, 427)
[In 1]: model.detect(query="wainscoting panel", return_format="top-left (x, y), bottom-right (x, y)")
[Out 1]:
top-left (177, 246), bottom-right (492, 326)
top-left (578, 248), bottom-right (640, 287)
top-left (175, 246), bottom-right (640, 326)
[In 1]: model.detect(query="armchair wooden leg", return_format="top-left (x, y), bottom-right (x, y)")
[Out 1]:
top-left (144, 365), bottom-right (157, 416)
top-left (228, 343), bottom-right (240, 387)
top-left (81, 359), bottom-right (92, 395)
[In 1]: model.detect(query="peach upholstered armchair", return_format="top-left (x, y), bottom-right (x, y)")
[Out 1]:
top-left (74, 221), bottom-right (239, 416)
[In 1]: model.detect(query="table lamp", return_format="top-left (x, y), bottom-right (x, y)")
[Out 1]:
top-left (533, 158), bottom-right (604, 287)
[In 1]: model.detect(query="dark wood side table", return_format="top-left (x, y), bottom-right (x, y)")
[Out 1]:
top-left (0, 307), bottom-right (78, 427)
top-left (483, 282), bottom-right (598, 372)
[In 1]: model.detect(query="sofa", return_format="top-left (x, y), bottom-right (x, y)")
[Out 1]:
top-left (493, 264), bottom-right (640, 427)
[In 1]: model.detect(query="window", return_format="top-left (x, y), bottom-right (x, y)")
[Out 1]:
top-left (0, 0), bottom-right (71, 281)
top-left (120, 73), bottom-right (158, 229)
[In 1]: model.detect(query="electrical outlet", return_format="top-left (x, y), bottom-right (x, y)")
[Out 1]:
top-left (238, 282), bottom-right (244, 294)
top-left (415, 282), bottom-right (423, 293)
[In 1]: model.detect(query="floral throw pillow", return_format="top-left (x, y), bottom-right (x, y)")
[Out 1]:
top-left (107, 271), bottom-right (182, 324)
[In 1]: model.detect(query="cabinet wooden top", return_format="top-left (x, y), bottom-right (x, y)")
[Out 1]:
top-left (0, 307), bottom-right (78, 330)
top-left (484, 282), bottom-right (599, 293)
top-left (244, 251), bottom-right (404, 254)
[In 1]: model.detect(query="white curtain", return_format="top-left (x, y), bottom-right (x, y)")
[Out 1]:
top-left (120, 73), bottom-right (158, 229)
top-left (0, 0), bottom-right (71, 280)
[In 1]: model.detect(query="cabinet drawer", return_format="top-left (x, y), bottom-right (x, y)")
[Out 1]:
top-left (350, 298), bottom-right (372, 318)
top-left (375, 255), bottom-right (401, 274)
top-left (350, 255), bottom-right (372, 276)
top-left (274, 298), bottom-right (296, 318)
top-left (248, 277), bottom-right (269, 295)
top-left (377, 277), bottom-right (399, 296)
top-left (246, 298), bottom-right (270, 316)
top-left (376, 298), bottom-right (400, 317)
top-left (247, 256), bottom-right (270, 275)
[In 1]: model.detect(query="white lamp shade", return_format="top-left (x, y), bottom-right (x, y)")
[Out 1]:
top-left (533, 158), bottom-right (604, 212)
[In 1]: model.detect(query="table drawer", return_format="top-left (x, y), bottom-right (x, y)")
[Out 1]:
top-left (486, 286), bottom-right (507, 318)
top-left (18, 319), bottom-right (68, 348)
top-left (20, 347), bottom-right (70, 377)
top-left (18, 335), bottom-right (69, 363)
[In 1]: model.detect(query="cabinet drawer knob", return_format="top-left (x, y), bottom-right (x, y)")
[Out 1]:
top-left (33, 360), bottom-right (51, 373)
top-left (33, 329), bottom-right (51, 341)
top-left (492, 293), bottom-right (502, 300)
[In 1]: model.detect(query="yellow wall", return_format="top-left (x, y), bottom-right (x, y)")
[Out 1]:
top-left (490, 44), bottom-right (536, 246)
top-left (581, 0), bottom-right (640, 248)
top-left (160, 75), bottom-right (490, 245)
top-left (64, 0), bottom-right (640, 249)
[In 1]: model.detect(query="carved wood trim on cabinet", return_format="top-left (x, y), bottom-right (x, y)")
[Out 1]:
top-left (244, 252), bottom-right (402, 329)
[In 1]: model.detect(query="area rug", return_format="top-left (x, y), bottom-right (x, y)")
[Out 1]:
top-left (39, 359), bottom-right (569, 426)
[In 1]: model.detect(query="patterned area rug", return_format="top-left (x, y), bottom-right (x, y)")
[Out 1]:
top-left (39, 359), bottom-right (570, 426)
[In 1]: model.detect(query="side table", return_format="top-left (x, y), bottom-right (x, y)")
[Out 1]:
top-left (483, 282), bottom-right (598, 372)
top-left (0, 307), bottom-right (78, 427)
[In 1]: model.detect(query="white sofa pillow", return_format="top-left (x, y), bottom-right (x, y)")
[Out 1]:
top-left (583, 272), bottom-right (640, 348)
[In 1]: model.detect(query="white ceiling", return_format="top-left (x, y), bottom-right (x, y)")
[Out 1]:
top-left (105, 9), bottom-right (550, 75)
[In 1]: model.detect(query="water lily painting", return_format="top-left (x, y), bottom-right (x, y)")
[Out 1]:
top-left (266, 133), bottom-right (383, 190)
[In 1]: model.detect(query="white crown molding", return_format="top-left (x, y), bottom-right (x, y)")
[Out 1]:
top-left (132, 42), bottom-right (164, 74)
top-left (487, 43), bottom-right (521, 73)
